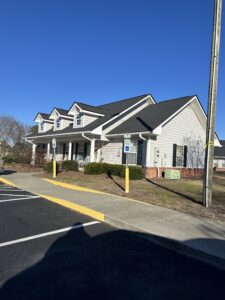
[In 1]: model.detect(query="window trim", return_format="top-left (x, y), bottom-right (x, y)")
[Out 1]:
top-left (76, 113), bottom-right (83, 127)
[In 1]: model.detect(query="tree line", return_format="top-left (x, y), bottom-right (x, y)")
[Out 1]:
top-left (0, 115), bottom-right (37, 164)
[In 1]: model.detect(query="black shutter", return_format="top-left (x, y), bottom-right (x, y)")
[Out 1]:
top-left (183, 145), bottom-right (188, 167)
top-left (75, 143), bottom-right (78, 159)
top-left (84, 143), bottom-right (88, 158)
top-left (63, 143), bottom-right (66, 159)
top-left (172, 144), bottom-right (177, 167)
top-left (122, 142), bottom-right (126, 164)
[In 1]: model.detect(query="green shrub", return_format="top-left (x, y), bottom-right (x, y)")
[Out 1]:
top-left (120, 166), bottom-right (145, 180)
top-left (84, 162), bottom-right (106, 175)
top-left (2, 155), bottom-right (14, 164)
top-left (84, 163), bottom-right (144, 180)
top-left (43, 161), bottom-right (59, 173)
top-left (61, 160), bottom-right (78, 171)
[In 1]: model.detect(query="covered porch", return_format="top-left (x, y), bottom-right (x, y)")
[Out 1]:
top-left (30, 133), bottom-right (103, 166)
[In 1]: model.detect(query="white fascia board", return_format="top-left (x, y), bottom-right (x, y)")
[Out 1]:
top-left (152, 97), bottom-right (196, 134)
top-left (26, 131), bottom-right (93, 139)
top-left (68, 103), bottom-right (104, 117)
top-left (106, 131), bottom-right (153, 137)
top-left (93, 95), bottom-right (153, 133)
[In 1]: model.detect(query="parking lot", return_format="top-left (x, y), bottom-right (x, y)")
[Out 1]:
top-left (0, 182), bottom-right (225, 299)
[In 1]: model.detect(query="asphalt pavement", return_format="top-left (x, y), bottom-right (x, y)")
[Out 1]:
top-left (0, 182), bottom-right (225, 300)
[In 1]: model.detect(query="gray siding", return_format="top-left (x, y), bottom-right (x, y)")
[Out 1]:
top-left (149, 104), bottom-right (206, 168)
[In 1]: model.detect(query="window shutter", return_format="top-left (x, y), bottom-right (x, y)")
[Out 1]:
top-left (172, 144), bottom-right (177, 167)
top-left (122, 142), bottom-right (126, 164)
top-left (63, 143), bottom-right (66, 159)
top-left (183, 145), bottom-right (188, 167)
top-left (75, 143), bottom-right (78, 159)
top-left (84, 143), bottom-right (88, 158)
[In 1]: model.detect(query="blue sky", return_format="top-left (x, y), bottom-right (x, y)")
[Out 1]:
top-left (0, 0), bottom-right (224, 138)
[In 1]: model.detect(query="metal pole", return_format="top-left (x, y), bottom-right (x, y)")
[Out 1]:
top-left (125, 153), bottom-right (129, 193)
top-left (53, 148), bottom-right (57, 178)
top-left (203, 0), bottom-right (222, 207)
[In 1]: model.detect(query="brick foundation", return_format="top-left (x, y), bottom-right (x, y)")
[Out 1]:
top-left (216, 168), bottom-right (225, 172)
top-left (145, 167), bottom-right (204, 179)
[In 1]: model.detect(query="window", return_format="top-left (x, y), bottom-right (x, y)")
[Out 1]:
top-left (40, 122), bottom-right (44, 131)
top-left (173, 144), bottom-right (187, 167)
top-left (76, 113), bottom-right (83, 126)
top-left (56, 117), bottom-right (61, 129)
top-left (176, 145), bottom-right (184, 167)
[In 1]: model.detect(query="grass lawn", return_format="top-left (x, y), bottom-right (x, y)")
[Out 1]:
top-left (40, 170), bottom-right (225, 223)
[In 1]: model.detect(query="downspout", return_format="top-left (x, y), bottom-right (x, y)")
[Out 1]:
top-left (81, 133), bottom-right (92, 141)
top-left (139, 133), bottom-right (146, 141)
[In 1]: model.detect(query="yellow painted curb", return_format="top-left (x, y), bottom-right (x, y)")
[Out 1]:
top-left (42, 177), bottom-right (153, 207)
top-left (42, 178), bottom-right (106, 195)
top-left (0, 177), bottom-right (17, 187)
top-left (39, 194), bottom-right (105, 222)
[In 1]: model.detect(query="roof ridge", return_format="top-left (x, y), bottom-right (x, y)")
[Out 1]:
top-left (97, 94), bottom-right (150, 107)
top-left (156, 95), bottom-right (195, 104)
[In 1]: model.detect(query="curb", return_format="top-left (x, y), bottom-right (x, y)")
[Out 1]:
top-left (0, 177), bottom-right (17, 187)
top-left (39, 194), bottom-right (105, 222)
top-left (104, 215), bottom-right (225, 271)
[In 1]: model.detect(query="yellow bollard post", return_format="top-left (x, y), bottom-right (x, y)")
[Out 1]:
top-left (53, 160), bottom-right (56, 178)
top-left (125, 166), bottom-right (129, 193)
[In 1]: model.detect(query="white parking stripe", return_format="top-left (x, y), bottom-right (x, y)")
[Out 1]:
top-left (0, 189), bottom-right (24, 192)
top-left (0, 196), bottom-right (40, 203)
top-left (0, 221), bottom-right (100, 248)
top-left (0, 194), bottom-right (33, 197)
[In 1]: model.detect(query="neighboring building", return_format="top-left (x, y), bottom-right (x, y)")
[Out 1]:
top-left (214, 140), bottom-right (225, 171)
top-left (26, 94), bottom-right (221, 178)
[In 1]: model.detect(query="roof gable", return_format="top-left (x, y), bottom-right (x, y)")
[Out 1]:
top-left (107, 96), bottom-right (194, 135)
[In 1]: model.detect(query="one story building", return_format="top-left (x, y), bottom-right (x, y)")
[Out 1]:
top-left (214, 140), bottom-right (225, 171)
top-left (26, 94), bottom-right (221, 178)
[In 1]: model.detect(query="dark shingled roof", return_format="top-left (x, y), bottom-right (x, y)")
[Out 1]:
top-left (75, 102), bottom-right (108, 115)
top-left (108, 96), bottom-right (194, 135)
top-left (98, 94), bottom-right (149, 116)
top-left (33, 113), bottom-right (51, 121)
top-left (54, 108), bottom-right (69, 116)
top-left (215, 140), bottom-right (225, 157)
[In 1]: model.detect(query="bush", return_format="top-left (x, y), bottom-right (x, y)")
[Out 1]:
top-left (2, 155), bottom-right (14, 164)
top-left (43, 161), bottom-right (59, 173)
top-left (84, 162), bottom-right (106, 175)
top-left (84, 163), bottom-right (144, 180)
top-left (61, 160), bottom-right (78, 171)
top-left (120, 166), bottom-right (145, 180)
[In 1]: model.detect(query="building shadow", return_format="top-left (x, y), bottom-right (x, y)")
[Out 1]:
top-left (1, 170), bottom-right (17, 175)
top-left (146, 179), bottom-right (200, 205)
top-left (107, 173), bottom-right (125, 191)
top-left (0, 223), bottom-right (225, 299)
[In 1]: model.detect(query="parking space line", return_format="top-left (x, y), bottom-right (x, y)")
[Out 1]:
top-left (0, 221), bottom-right (100, 248)
top-left (0, 193), bottom-right (33, 197)
top-left (0, 196), bottom-right (40, 203)
top-left (0, 189), bottom-right (25, 192)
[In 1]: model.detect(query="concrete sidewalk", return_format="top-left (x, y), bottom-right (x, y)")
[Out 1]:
top-left (1, 171), bottom-right (225, 270)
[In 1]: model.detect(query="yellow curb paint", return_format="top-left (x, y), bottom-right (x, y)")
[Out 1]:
top-left (0, 177), bottom-right (17, 187)
top-left (39, 194), bottom-right (105, 222)
top-left (42, 178), bottom-right (106, 195)
top-left (42, 177), bottom-right (154, 208)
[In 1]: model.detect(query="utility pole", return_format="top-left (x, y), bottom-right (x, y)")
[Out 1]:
top-left (203, 0), bottom-right (222, 207)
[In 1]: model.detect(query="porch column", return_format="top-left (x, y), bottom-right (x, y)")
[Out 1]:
top-left (90, 139), bottom-right (95, 162)
top-left (31, 144), bottom-right (37, 166)
top-left (145, 138), bottom-right (151, 167)
top-left (47, 143), bottom-right (50, 161)
top-left (68, 142), bottom-right (72, 160)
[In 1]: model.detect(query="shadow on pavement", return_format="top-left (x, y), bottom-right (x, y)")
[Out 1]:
top-left (1, 170), bottom-right (17, 175)
top-left (0, 224), bottom-right (225, 299)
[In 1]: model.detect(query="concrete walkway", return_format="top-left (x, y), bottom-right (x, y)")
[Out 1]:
top-left (1, 171), bottom-right (225, 270)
